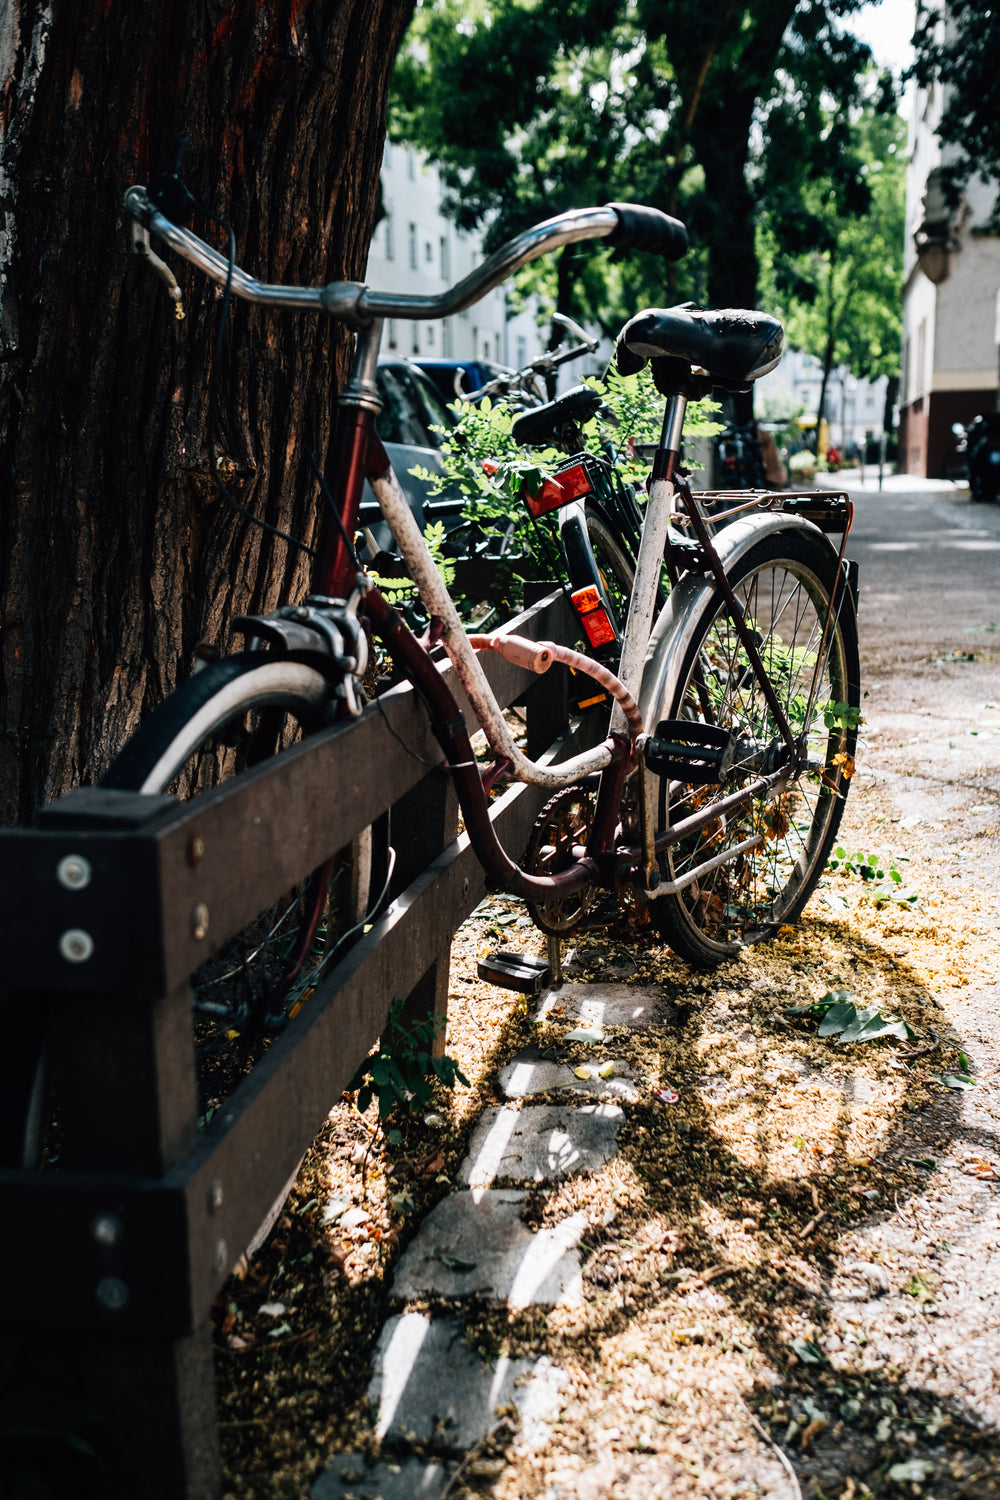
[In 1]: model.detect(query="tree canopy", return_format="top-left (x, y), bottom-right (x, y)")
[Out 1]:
top-left (391, 0), bottom-right (883, 327)
top-left (758, 85), bottom-right (905, 420)
top-left (911, 0), bottom-right (1000, 219)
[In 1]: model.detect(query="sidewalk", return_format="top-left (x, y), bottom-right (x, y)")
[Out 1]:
top-left (817, 467), bottom-right (969, 495)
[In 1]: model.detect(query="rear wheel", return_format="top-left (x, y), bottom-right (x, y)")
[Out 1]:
top-left (650, 531), bottom-right (860, 967)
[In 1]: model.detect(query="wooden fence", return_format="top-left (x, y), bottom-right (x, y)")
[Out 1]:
top-left (0, 588), bottom-right (589, 1499)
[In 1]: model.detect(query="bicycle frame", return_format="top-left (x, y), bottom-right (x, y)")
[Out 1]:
top-left (124, 185), bottom-right (848, 915)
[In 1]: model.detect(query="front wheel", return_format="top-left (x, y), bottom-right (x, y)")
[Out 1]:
top-left (648, 530), bottom-right (860, 967)
top-left (102, 653), bottom-right (382, 1036)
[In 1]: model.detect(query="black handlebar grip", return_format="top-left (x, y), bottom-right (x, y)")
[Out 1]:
top-left (604, 203), bottom-right (688, 261)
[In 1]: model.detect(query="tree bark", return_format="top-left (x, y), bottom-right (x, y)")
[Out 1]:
top-left (0, 0), bottom-right (414, 825)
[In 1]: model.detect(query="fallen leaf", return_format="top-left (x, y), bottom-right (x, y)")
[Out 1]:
top-left (963, 1158), bottom-right (996, 1179)
top-left (801, 1416), bottom-right (828, 1449)
top-left (789, 1337), bottom-right (826, 1365)
top-left (433, 1249), bottom-right (477, 1271)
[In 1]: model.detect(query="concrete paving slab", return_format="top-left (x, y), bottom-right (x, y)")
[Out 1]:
top-left (537, 981), bottom-right (676, 1029)
top-left (498, 1045), bottom-right (638, 1102)
top-left (311, 1452), bottom-right (455, 1499)
top-left (368, 1313), bottom-right (565, 1452)
top-left (457, 1103), bottom-right (623, 1187)
top-left (391, 1190), bottom-right (585, 1307)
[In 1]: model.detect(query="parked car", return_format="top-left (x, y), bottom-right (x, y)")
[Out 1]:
top-left (358, 359), bottom-right (464, 557)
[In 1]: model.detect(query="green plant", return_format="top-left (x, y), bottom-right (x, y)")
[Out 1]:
top-left (348, 998), bottom-right (470, 1121)
top-left (369, 520), bottom-right (456, 604)
top-left (410, 370), bottom-right (722, 582)
top-left (787, 989), bottom-right (916, 1045)
top-left (825, 845), bottom-right (918, 905)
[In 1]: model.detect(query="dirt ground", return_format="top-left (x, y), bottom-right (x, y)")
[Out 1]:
top-left (215, 477), bottom-right (1000, 1500)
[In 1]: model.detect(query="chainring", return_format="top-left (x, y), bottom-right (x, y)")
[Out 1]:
top-left (523, 784), bottom-right (598, 935)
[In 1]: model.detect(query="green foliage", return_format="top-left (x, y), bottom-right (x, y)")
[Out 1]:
top-left (348, 998), bottom-right (470, 1121)
top-left (369, 520), bottom-right (456, 605)
top-left (411, 395), bottom-right (567, 582)
top-left (826, 845), bottom-right (918, 906)
top-left (411, 371), bottom-right (720, 579)
top-left (392, 0), bottom-right (879, 320)
top-left (821, 700), bottom-right (862, 731)
top-left (787, 989), bottom-right (916, 1045)
top-left (757, 89), bottom-right (905, 407)
top-left (911, 1), bottom-right (1000, 220)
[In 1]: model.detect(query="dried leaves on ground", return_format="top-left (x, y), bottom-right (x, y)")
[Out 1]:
top-left (216, 778), bottom-right (1000, 1500)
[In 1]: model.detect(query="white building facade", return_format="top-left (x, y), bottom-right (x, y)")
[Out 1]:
top-left (757, 348), bottom-right (889, 456)
top-left (364, 143), bottom-right (546, 373)
top-left (899, 6), bottom-right (1000, 475)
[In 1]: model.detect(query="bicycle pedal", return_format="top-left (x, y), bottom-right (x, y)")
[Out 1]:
top-left (644, 718), bottom-right (734, 786)
top-left (477, 949), bottom-right (551, 994)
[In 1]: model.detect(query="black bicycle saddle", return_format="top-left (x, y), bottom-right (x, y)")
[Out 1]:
top-left (615, 306), bottom-right (783, 386)
top-left (511, 384), bottom-right (604, 447)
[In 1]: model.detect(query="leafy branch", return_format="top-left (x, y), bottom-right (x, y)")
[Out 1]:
top-left (348, 997), bottom-right (470, 1122)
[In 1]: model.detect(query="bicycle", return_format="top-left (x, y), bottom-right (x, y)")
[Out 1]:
top-left (115, 177), bottom-right (859, 1019)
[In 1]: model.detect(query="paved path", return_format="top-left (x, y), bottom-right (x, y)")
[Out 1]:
top-left (311, 477), bottom-right (1000, 1500)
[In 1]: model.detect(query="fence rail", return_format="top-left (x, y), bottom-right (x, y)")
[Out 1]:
top-left (0, 588), bottom-right (589, 1499)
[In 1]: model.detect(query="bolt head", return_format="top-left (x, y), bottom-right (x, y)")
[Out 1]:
top-left (209, 1181), bottom-right (224, 1212)
top-left (59, 928), bottom-right (94, 963)
top-left (91, 1212), bottom-right (124, 1247)
top-left (57, 854), bottom-right (92, 890)
top-left (96, 1276), bottom-right (129, 1311)
top-left (188, 835), bottom-right (205, 865)
top-left (191, 902), bottom-right (210, 941)
top-left (213, 1239), bottom-right (228, 1273)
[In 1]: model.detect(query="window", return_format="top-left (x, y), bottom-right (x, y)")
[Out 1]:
top-left (516, 336), bottom-right (527, 368)
top-left (439, 235), bottom-right (450, 281)
top-left (384, 213), bottom-right (394, 261)
top-left (407, 150), bottom-right (416, 180)
top-left (387, 318), bottom-right (397, 350)
top-left (427, 323), bottom-right (436, 348)
top-left (411, 322), bottom-right (420, 355)
top-left (424, 240), bottom-right (433, 263)
top-left (442, 320), bottom-right (451, 356)
top-left (408, 223), bottom-right (417, 271)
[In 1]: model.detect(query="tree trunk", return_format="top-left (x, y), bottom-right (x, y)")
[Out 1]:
top-left (0, 0), bottom-right (414, 826)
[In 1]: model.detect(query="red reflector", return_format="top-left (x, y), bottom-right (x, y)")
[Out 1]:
top-left (571, 585), bottom-right (602, 614)
top-left (580, 607), bottom-right (617, 648)
top-left (523, 461), bottom-right (592, 518)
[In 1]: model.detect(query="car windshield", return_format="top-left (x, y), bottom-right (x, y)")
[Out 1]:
top-left (375, 364), bottom-right (452, 448)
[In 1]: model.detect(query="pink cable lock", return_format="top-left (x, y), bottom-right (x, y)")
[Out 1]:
top-left (467, 633), bottom-right (644, 739)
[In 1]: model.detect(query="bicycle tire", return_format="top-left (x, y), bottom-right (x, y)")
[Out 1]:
top-left (102, 653), bottom-right (380, 1036)
top-left (648, 529), bottom-right (860, 967)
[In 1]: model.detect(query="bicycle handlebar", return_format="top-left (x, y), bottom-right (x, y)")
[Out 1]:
top-left (124, 186), bottom-right (688, 328)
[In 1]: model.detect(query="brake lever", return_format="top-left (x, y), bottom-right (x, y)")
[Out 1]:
top-left (130, 218), bottom-right (185, 319)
